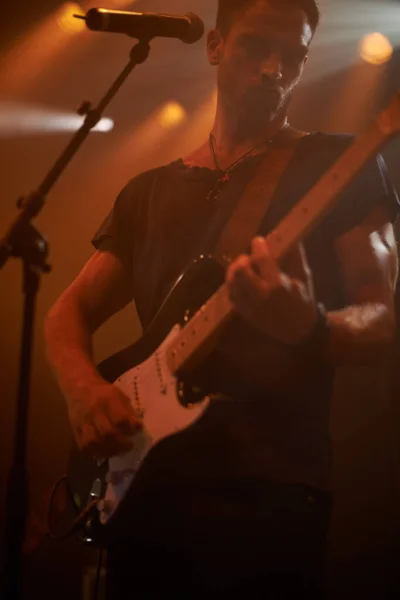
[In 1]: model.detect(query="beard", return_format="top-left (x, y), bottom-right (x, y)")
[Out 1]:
top-left (218, 65), bottom-right (297, 134)
top-left (241, 85), bottom-right (287, 126)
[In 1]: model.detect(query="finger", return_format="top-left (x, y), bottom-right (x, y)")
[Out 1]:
top-left (90, 411), bottom-right (137, 453)
top-left (228, 263), bottom-right (271, 315)
top-left (226, 254), bottom-right (251, 284)
top-left (250, 237), bottom-right (281, 282)
top-left (76, 422), bottom-right (98, 453)
top-left (227, 254), bottom-right (268, 292)
top-left (82, 415), bottom-right (135, 457)
top-left (107, 397), bottom-right (142, 435)
top-left (90, 411), bottom-right (117, 439)
top-left (229, 256), bottom-right (305, 304)
top-left (227, 253), bottom-right (274, 289)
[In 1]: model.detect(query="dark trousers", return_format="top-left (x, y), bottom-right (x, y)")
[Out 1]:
top-left (105, 480), bottom-right (333, 599)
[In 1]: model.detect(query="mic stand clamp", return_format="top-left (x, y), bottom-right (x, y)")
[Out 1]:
top-left (1, 39), bottom-right (151, 600)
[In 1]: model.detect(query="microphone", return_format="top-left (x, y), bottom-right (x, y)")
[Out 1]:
top-left (76, 8), bottom-right (205, 44)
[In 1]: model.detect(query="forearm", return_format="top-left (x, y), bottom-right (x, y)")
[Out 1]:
top-left (323, 302), bottom-right (395, 365)
top-left (44, 296), bottom-right (103, 405)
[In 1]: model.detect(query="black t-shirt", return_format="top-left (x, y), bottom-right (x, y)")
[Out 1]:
top-left (92, 132), bottom-right (398, 493)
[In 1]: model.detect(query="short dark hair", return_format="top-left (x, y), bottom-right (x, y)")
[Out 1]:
top-left (216, 0), bottom-right (320, 37)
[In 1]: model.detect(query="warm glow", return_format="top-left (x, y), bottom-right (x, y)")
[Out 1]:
top-left (0, 16), bottom-right (73, 94)
top-left (93, 101), bottom-right (189, 183)
top-left (84, 0), bottom-right (136, 7)
top-left (359, 32), bottom-right (393, 65)
top-left (57, 3), bottom-right (86, 35)
top-left (158, 102), bottom-right (187, 129)
top-left (172, 88), bottom-right (217, 157)
top-left (107, 0), bottom-right (137, 6)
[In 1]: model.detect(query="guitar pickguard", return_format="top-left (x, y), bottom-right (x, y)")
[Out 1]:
top-left (98, 325), bottom-right (210, 525)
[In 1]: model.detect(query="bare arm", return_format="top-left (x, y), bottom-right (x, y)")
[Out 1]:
top-left (45, 250), bottom-right (141, 456)
top-left (324, 204), bottom-right (398, 365)
top-left (45, 250), bottom-right (133, 395)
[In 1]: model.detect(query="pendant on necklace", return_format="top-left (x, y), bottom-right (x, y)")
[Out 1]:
top-left (206, 171), bottom-right (230, 202)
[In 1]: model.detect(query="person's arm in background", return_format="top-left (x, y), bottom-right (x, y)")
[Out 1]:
top-left (324, 203), bottom-right (398, 364)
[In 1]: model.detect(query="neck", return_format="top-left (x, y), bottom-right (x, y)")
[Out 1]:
top-left (210, 96), bottom-right (289, 167)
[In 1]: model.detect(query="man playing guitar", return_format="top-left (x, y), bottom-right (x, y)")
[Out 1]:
top-left (45, 0), bottom-right (399, 596)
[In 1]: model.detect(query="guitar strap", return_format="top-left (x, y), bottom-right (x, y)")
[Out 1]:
top-left (211, 127), bottom-right (308, 266)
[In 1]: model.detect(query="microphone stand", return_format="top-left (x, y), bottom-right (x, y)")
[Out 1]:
top-left (1, 38), bottom-right (151, 600)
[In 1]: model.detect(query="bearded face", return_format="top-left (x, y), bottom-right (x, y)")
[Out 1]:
top-left (210, 1), bottom-right (312, 130)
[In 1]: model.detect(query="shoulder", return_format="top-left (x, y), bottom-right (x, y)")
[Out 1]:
top-left (91, 160), bottom-right (184, 251)
top-left (120, 161), bottom-right (182, 198)
top-left (111, 160), bottom-right (183, 216)
top-left (302, 131), bottom-right (356, 156)
top-left (292, 132), bottom-right (357, 178)
top-left (307, 132), bottom-right (399, 232)
top-left (182, 140), bottom-right (210, 168)
top-left (303, 132), bottom-right (394, 193)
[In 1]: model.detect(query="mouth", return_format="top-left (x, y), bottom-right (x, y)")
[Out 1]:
top-left (245, 86), bottom-right (282, 108)
top-left (259, 85), bottom-right (282, 97)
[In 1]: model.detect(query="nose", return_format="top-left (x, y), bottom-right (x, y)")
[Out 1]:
top-left (260, 55), bottom-right (283, 83)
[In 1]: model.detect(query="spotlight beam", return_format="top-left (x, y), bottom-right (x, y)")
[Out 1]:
top-left (0, 102), bottom-right (114, 137)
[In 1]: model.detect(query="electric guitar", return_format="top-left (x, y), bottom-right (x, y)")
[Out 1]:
top-left (67, 93), bottom-right (400, 543)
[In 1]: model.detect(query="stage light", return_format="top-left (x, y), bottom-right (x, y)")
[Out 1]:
top-left (94, 117), bottom-right (114, 132)
top-left (158, 102), bottom-right (187, 129)
top-left (359, 32), bottom-right (393, 65)
top-left (57, 3), bottom-right (86, 35)
top-left (0, 102), bottom-right (114, 136)
top-left (55, 114), bottom-right (114, 132)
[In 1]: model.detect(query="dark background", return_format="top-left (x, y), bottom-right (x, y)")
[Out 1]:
top-left (1, 0), bottom-right (400, 597)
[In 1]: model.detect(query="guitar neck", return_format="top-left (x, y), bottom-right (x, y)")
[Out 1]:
top-left (167, 116), bottom-right (396, 375)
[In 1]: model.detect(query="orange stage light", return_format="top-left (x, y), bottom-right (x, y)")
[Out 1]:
top-left (158, 102), bottom-right (187, 129)
top-left (359, 32), bottom-right (393, 65)
top-left (57, 3), bottom-right (86, 35)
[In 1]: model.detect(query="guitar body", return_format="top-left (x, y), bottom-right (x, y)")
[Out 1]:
top-left (67, 256), bottom-right (225, 541)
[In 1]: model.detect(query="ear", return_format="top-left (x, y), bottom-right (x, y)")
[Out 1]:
top-left (207, 29), bottom-right (223, 66)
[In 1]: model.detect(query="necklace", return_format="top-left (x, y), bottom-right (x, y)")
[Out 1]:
top-left (206, 123), bottom-right (290, 202)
